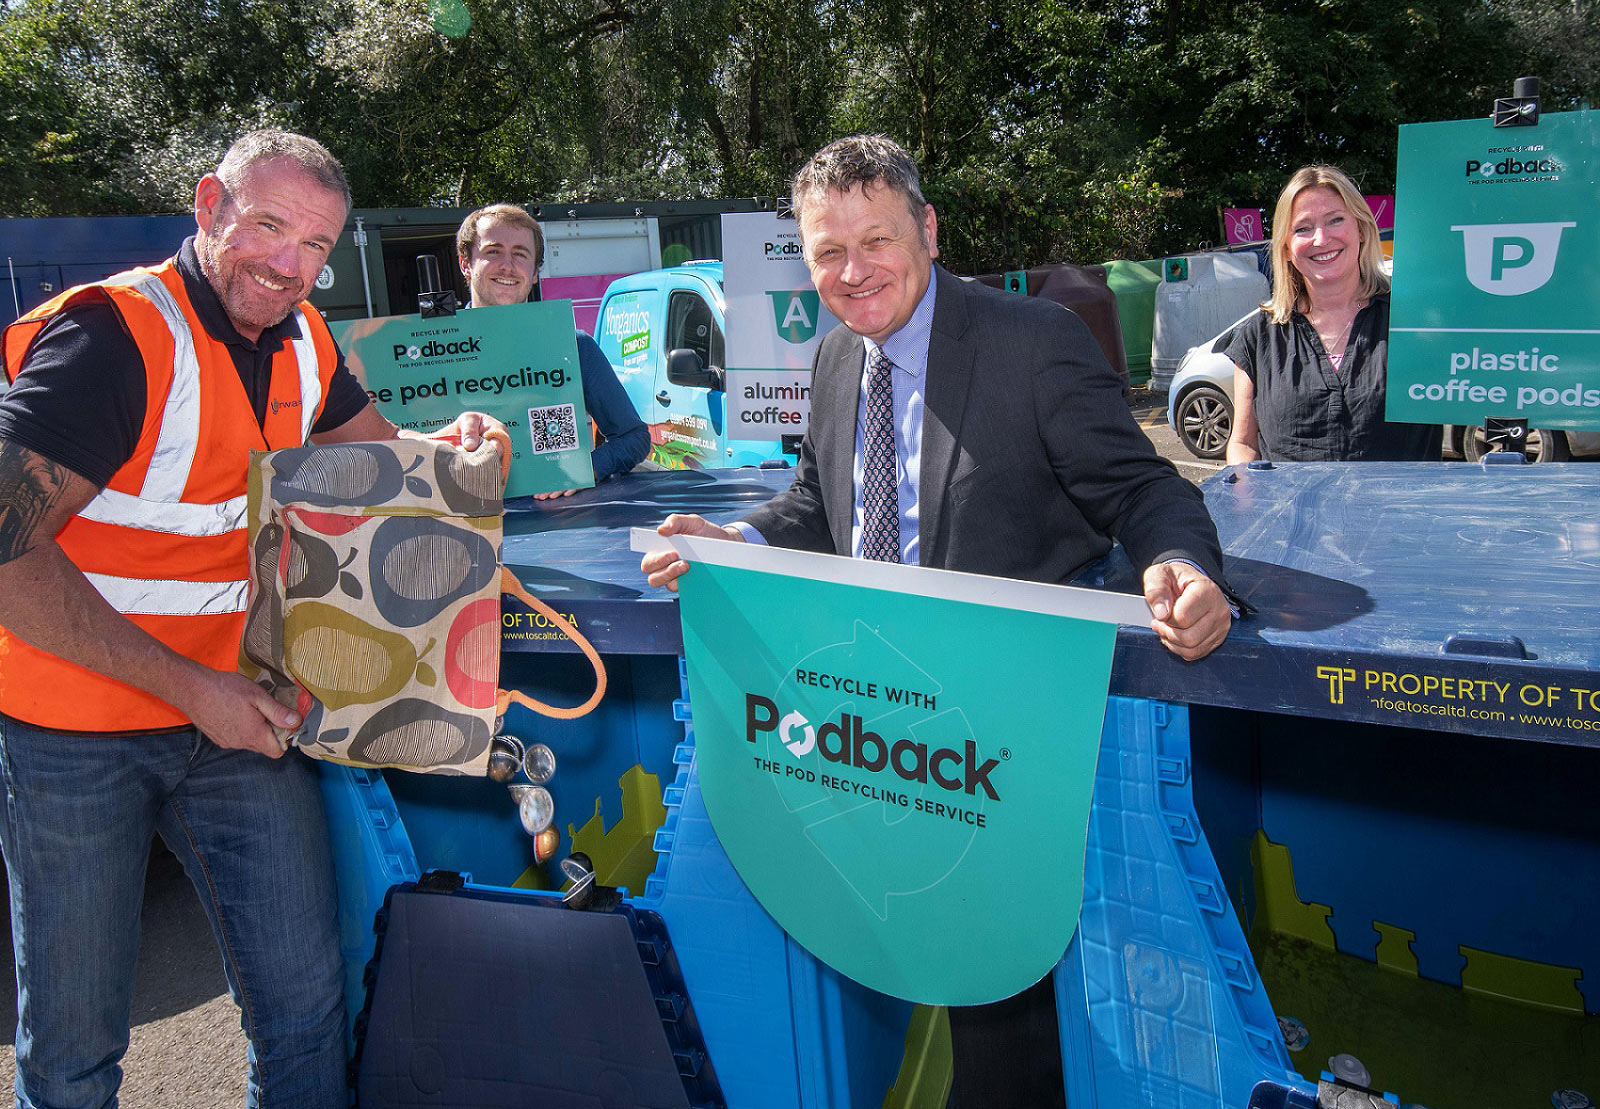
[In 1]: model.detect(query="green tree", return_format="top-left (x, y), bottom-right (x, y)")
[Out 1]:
top-left (2, 0), bottom-right (1589, 266)
top-left (1105, 0), bottom-right (1529, 245)
top-left (1492, 0), bottom-right (1600, 108)
top-left (0, 0), bottom-right (140, 215)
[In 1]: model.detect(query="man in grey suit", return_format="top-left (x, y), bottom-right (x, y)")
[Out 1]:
top-left (645, 134), bottom-right (1231, 652)
top-left (643, 134), bottom-right (1234, 1104)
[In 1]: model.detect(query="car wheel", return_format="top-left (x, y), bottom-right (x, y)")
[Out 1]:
top-left (1175, 384), bottom-right (1232, 460)
top-left (1463, 425), bottom-right (1571, 463)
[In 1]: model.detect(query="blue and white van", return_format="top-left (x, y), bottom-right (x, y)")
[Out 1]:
top-left (595, 262), bottom-right (790, 469)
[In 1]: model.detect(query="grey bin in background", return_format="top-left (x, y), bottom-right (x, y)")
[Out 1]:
top-left (1151, 252), bottom-right (1269, 393)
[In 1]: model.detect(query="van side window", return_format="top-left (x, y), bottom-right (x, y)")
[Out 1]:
top-left (666, 289), bottom-right (724, 371)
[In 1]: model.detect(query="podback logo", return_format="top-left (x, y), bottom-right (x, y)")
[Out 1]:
top-left (778, 711), bottom-right (816, 756)
top-left (746, 693), bottom-right (1002, 799)
top-left (1464, 156), bottom-right (1562, 178)
top-left (394, 336), bottom-right (482, 361)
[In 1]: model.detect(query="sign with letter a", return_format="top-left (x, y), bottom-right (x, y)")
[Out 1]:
top-left (650, 533), bottom-right (1142, 1004)
top-left (721, 212), bottom-right (838, 440)
top-left (1389, 110), bottom-right (1600, 430)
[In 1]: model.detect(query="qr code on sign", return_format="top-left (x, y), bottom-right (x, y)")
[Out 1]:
top-left (528, 403), bottom-right (578, 454)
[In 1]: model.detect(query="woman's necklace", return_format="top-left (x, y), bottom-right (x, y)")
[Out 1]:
top-left (1307, 299), bottom-right (1364, 359)
top-left (1318, 315), bottom-right (1355, 359)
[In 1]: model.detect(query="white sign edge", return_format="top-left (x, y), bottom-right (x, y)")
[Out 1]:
top-left (630, 527), bottom-right (1150, 626)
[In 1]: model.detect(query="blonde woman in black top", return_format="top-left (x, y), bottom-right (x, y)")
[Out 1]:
top-left (1225, 165), bottom-right (1441, 463)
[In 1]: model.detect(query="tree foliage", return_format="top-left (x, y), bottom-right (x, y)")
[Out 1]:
top-left (2, 0), bottom-right (1592, 264)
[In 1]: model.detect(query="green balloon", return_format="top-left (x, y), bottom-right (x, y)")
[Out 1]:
top-left (428, 0), bottom-right (471, 37)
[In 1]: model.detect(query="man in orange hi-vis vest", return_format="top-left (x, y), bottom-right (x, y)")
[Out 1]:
top-left (0, 130), bottom-right (503, 1109)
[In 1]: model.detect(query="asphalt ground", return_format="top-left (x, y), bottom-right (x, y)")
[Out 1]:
top-left (0, 388), bottom-right (1205, 1107)
top-left (0, 846), bottom-right (248, 1107)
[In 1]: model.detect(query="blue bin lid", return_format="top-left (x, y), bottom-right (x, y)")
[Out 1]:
top-left (500, 468), bottom-right (793, 655)
top-left (1098, 462), bottom-right (1600, 746)
top-left (503, 463), bottom-right (1600, 747)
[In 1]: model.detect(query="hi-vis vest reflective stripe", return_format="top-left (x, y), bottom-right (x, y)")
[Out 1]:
top-left (0, 260), bottom-right (337, 731)
top-left (77, 270), bottom-right (323, 616)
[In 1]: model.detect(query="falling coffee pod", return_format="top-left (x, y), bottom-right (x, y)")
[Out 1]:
top-left (487, 734), bottom-right (526, 783)
top-left (513, 785), bottom-right (554, 836)
top-left (521, 742), bottom-right (556, 785)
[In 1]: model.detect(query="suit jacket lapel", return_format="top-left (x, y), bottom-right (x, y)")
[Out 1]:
top-left (820, 337), bottom-right (863, 557)
top-left (918, 267), bottom-right (976, 566)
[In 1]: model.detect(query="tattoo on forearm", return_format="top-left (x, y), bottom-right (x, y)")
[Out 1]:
top-left (0, 442), bottom-right (71, 565)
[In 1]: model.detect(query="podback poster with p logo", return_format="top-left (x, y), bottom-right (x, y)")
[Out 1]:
top-left (1389, 110), bottom-right (1600, 430)
top-left (662, 535), bottom-right (1145, 1004)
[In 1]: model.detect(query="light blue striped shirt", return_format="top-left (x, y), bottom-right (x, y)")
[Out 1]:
top-left (851, 267), bottom-right (937, 562)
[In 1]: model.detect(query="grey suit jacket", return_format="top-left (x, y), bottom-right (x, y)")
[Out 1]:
top-left (744, 266), bottom-right (1227, 586)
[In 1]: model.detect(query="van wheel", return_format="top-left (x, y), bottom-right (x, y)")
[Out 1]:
top-left (1175, 385), bottom-right (1232, 460)
top-left (1463, 426), bottom-right (1571, 463)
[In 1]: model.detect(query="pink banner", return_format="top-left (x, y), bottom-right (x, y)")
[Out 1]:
top-left (1362, 195), bottom-right (1395, 231)
top-left (541, 273), bottom-right (626, 336)
top-left (1223, 208), bottom-right (1264, 244)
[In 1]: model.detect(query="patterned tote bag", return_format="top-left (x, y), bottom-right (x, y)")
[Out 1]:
top-left (240, 435), bottom-right (603, 776)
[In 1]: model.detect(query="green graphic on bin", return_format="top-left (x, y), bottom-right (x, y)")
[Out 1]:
top-left (768, 289), bottom-right (822, 344)
top-left (678, 560), bottom-right (1117, 1005)
top-left (1389, 110), bottom-right (1600, 430)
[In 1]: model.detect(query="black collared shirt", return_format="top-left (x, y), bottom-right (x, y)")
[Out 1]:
top-left (1224, 295), bottom-right (1441, 462)
top-left (0, 237), bottom-right (371, 487)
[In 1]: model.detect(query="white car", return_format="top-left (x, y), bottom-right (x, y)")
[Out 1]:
top-left (1164, 316), bottom-right (1600, 463)
top-left (1165, 315), bottom-right (1252, 461)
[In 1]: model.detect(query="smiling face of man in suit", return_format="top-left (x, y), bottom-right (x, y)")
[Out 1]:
top-left (799, 182), bottom-right (939, 345)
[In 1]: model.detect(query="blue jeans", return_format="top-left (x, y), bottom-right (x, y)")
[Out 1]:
top-left (0, 716), bottom-right (347, 1109)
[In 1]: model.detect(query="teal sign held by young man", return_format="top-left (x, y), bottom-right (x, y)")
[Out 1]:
top-left (1389, 110), bottom-right (1600, 430)
top-left (331, 300), bottom-right (594, 498)
top-left (646, 532), bottom-right (1144, 1004)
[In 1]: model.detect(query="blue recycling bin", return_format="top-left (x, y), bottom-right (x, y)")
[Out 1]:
top-left (1068, 461), bottom-right (1600, 1108)
top-left (322, 462), bottom-right (1600, 1108)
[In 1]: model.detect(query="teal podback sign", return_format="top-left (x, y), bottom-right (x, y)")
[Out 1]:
top-left (330, 300), bottom-right (594, 498)
top-left (1389, 110), bottom-right (1600, 430)
top-left (678, 561), bottom-right (1116, 1005)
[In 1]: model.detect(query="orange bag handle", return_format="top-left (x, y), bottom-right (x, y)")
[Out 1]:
top-left (431, 425), bottom-right (607, 720)
top-left (497, 569), bottom-right (607, 720)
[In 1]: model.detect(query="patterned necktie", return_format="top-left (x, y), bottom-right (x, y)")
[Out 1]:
top-left (862, 348), bottom-right (901, 563)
